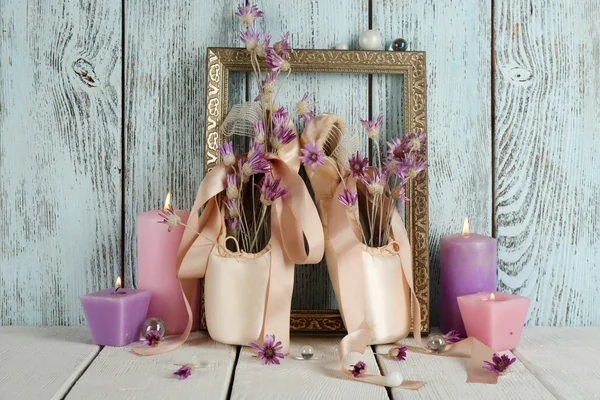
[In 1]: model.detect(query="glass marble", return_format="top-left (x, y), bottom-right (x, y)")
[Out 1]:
top-left (140, 317), bottom-right (166, 339)
top-left (300, 345), bottom-right (315, 360)
top-left (426, 333), bottom-right (447, 353)
top-left (391, 38), bottom-right (408, 52)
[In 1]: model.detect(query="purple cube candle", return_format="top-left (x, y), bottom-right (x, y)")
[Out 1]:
top-left (440, 217), bottom-right (497, 336)
top-left (80, 280), bottom-right (151, 346)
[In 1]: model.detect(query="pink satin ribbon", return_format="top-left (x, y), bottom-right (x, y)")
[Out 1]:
top-left (329, 177), bottom-right (498, 388)
top-left (133, 155), bottom-right (324, 356)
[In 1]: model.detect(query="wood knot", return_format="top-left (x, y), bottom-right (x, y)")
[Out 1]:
top-left (72, 58), bottom-right (98, 87)
top-left (507, 66), bottom-right (532, 83)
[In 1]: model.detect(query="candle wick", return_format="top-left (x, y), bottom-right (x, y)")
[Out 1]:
top-left (115, 287), bottom-right (120, 293)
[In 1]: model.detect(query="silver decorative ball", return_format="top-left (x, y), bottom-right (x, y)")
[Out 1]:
top-left (334, 42), bottom-right (350, 50)
top-left (300, 345), bottom-right (315, 360)
top-left (139, 317), bottom-right (166, 339)
top-left (359, 30), bottom-right (382, 50)
top-left (426, 334), bottom-right (447, 353)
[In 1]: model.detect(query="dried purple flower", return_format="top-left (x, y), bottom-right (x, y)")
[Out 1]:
top-left (483, 353), bottom-right (517, 375)
top-left (295, 92), bottom-right (315, 123)
top-left (273, 32), bottom-right (291, 59)
top-left (158, 202), bottom-right (182, 232)
top-left (226, 173), bottom-right (239, 199)
top-left (388, 345), bottom-right (408, 361)
top-left (349, 361), bottom-right (367, 377)
top-left (219, 141), bottom-right (236, 167)
top-left (443, 330), bottom-right (462, 344)
top-left (252, 121), bottom-right (265, 144)
top-left (241, 149), bottom-right (270, 181)
top-left (141, 330), bottom-right (161, 347)
top-left (257, 175), bottom-right (287, 206)
top-left (299, 141), bottom-right (325, 172)
top-left (272, 106), bottom-right (289, 128)
top-left (255, 33), bottom-right (271, 58)
top-left (403, 131), bottom-right (426, 154)
top-left (254, 70), bottom-right (278, 102)
top-left (235, 3), bottom-right (263, 27)
top-left (226, 217), bottom-right (241, 234)
top-left (404, 156), bottom-right (428, 180)
top-left (240, 28), bottom-right (261, 52)
top-left (249, 334), bottom-right (285, 365)
top-left (248, 138), bottom-right (265, 158)
top-left (360, 115), bottom-right (384, 139)
top-left (337, 188), bottom-right (358, 209)
top-left (270, 127), bottom-right (296, 150)
top-left (224, 198), bottom-right (240, 219)
top-left (386, 137), bottom-right (405, 161)
top-left (266, 48), bottom-right (291, 73)
top-left (363, 168), bottom-right (387, 196)
top-left (391, 158), bottom-right (412, 183)
top-left (173, 364), bottom-right (195, 380)
top-left (348, 152), bottom-right (369, 178)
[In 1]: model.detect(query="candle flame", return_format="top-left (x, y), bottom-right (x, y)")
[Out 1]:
top-left (163, 192), bottom-right (172, 211)
top-left (462, 216), bottom-right (470, 234)
top-left (115, 276), bottom-right (122, 288)
top-left (490, 293), bottom-right (495, 301)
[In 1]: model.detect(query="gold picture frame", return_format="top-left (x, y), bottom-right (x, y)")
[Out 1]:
top-left (203, 47), bottom-right (429, 334)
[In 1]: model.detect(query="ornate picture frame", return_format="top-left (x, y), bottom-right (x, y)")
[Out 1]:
top-left (203, 47), bottom-right (429, 334)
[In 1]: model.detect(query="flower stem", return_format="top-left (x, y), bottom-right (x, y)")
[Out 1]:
top-left (325, 157), bottom-right (347, 189)
top-left (249, 205), bottom-right (268, 252)
top-left (179, 222), bottom-right (215, 244)
top-left (368, 195), bottom-right (376, 247)
top-left (378, 190), bottom-right (384, 247)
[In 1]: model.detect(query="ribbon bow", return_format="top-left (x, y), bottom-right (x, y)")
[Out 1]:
top-left (133, 155), bottom-right (324, 356)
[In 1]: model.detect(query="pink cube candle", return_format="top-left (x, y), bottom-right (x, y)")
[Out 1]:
top-left (80, 283), bottom-right (151, 346)
top-left (457, 291), bottom-right (530, 351)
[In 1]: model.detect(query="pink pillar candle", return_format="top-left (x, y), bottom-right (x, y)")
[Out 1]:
top-left (440, 218), bottom-right (497, 336)
top-left (137, 208), bottom-right (198, 335)
top-left (458, 291), bottom-right (530, 351)
top-left (80, 287), bottom-right (151, 346)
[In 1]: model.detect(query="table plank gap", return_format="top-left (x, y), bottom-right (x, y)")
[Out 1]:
top-left (371, 344), bottom-right (394, 400)
top-left (65, 331), bottom-right (237, 400)
top-left (231, 336), bottom-right (388, 400)
top-left (60, 346), bottom-right (104, 400)
top-left (225, 346), bottom-right (242, 400)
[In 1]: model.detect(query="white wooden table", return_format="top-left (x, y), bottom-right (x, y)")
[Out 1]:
top-left (0, 327), bottom-right (598, 400)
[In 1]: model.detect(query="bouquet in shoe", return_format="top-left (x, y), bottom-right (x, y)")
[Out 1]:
top-left (300, 114), bottom-right (427, 248)
top-left (300, 114), bottom-right (427, 348)
top-left (135, 3), bottom-right (323, 357)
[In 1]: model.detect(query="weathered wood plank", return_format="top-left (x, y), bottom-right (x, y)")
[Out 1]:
top-left (0, 0), bottom-right (122, 325)
top-left (512, 327), bottom-right (600, 398)
top-left (253, 0), bottom-right (369, 310)
top-left (123, 0), bottom-right (245, 287)
top-left (376, 337), bottom-right (554, 399)
top-left (372, 0), bottom-right (493, 326)
top-left (494, 0), bottom-right (600, 325)
top-left (66, 331), bottom-right (236, 400)
top-left (231, 336), bottom-right (387, 399)
top-left (0, 327), bottom-right (100, 399)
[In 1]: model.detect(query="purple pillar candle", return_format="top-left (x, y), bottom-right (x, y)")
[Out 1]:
top-left (440, 218), bottom-right (497, 336)
top-left (80, 278), bottom-right (151, 346)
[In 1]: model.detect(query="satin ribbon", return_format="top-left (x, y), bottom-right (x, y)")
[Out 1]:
top-left (133, 152), bottom-right (324, 356)
top-left (329, 177), bottom-right (498, 388)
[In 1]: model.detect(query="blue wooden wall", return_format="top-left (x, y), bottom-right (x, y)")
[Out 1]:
top-left (1, 0), bottom-right (598, 326)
